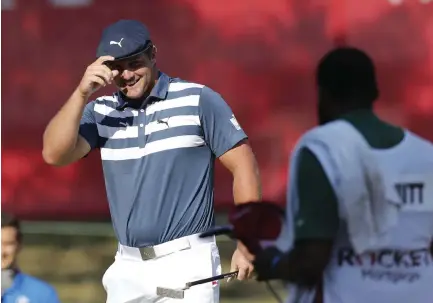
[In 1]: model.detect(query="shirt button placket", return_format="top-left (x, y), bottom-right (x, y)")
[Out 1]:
top-left (138, 109), bottom-right (146, 148)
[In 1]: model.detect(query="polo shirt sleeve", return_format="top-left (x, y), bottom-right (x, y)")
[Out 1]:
top-left (79, 101), bottom-right (99, 150)
top-left (198, 86), bottom-right (248, 157)
top-left (294, 147), bottom-right (340, 239)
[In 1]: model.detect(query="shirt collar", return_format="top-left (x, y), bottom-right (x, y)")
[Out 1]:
top-left (116, 71), bottom-right (169, 110)
top-left (2, 270), bottom-right (23, 297)
top-left (12, 271), bottom-right (24, 288)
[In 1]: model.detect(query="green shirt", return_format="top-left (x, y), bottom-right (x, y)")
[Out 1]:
top-left (295, 110), bottom-right (405, 239)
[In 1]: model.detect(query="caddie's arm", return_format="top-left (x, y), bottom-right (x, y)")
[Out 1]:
top-left (254, 147), bottom-right (339, 286)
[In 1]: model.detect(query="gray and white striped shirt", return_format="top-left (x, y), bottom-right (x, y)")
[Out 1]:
top-left (79, 72), bottom-right (247, 247)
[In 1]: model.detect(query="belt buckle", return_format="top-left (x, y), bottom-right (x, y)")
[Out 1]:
top-left (139, 247), bottom-right (156, 260)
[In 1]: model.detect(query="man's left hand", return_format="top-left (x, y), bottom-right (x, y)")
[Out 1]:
top-left (229, 248), bottom-right (255, 281)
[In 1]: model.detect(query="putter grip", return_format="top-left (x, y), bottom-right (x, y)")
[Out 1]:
top-left (186, 271), bottom-right (239, 287)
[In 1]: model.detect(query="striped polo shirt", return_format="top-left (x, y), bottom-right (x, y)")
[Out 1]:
top-left (79, 72), bottom-right (247, 247)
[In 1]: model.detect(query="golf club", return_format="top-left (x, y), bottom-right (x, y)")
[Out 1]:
top-left (156, 271), bottom-right (239, 299)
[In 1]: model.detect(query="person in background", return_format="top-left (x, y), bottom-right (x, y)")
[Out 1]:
top-left (1, 212), bottom-right (61, 303)
top-left (238, 47), bottom-right (433, 303)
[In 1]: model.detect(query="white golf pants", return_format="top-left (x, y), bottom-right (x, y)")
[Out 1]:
top-left (102, 234), bottom-right (221, 303)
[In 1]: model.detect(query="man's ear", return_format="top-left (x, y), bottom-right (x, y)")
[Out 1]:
top-left (151, 45), bottom-right (157, 64)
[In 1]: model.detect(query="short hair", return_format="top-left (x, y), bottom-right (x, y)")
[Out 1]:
top-left (145, 41), bottom-right (154, 58)
top-left (316, 47), bottom-right (379, 105)
top-left (1, 212), bottom-right (22, 242)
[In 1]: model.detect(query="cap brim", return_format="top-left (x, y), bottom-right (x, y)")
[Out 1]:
top-left (102, 48), bottom-right (148, 70)
top-left (110, 41), bottom-right (152, 62)
top-left (112, 49), bottom-right (146, 62)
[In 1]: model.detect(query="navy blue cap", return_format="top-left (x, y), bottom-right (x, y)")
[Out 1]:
top-left (96, 20), bottom-right (151, 60)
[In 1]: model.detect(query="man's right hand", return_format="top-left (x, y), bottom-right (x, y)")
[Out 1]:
top-left (77, 56), bottom-right (119, 99)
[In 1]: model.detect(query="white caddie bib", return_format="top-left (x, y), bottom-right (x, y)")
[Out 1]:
top-left (285, 121), bottom-right (433, 303)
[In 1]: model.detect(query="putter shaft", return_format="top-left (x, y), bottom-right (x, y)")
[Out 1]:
top-left (186, 271), bottom-right (238, 288)
top-left (157, 271), bottom-right (239, 299)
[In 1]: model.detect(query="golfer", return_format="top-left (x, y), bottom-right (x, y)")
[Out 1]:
top-left (42, 19), bottom-right (261, 303)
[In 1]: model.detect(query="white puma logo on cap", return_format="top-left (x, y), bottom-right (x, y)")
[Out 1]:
top-left (110, 38), bottom-right (124, 47)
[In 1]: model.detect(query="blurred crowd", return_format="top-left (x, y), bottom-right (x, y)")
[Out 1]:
top-left (3, 0), bottom-right (433, 220)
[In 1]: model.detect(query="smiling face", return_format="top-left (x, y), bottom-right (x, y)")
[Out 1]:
top-left (1, 227), bottom-right (20, 270)
top-left (107, 46), bottom-right (157, 99)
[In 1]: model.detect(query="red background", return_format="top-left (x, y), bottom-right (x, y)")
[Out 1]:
top-left (2, 0), bottom-right (433, 220)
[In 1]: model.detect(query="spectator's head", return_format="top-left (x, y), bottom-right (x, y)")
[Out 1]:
top-left (1, 213), bottom-right (22, 269)
top-left (316, 47), bottom-right (379, 125)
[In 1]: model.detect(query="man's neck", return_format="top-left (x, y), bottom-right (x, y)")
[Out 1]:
top-left (120, 91), bottom-right (147, 105)
top-left (119, 69), bottom-right (159, 105)
top-left (338, 108), bottom-right (375, 120)
top-left (338, 108), bottom-right (405, 149)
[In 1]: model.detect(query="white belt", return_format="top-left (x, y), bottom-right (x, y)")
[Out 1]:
top-left (117, 233), bottom-right (215, 261)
